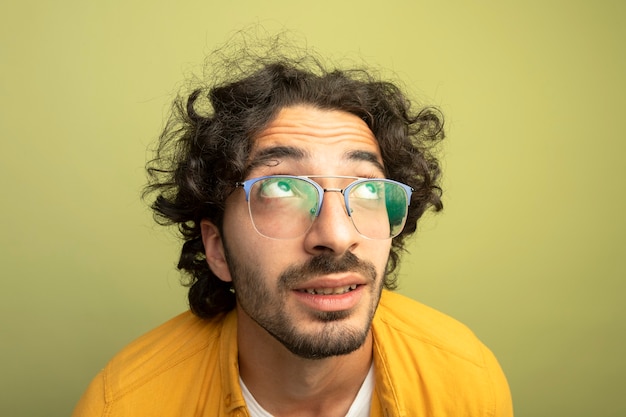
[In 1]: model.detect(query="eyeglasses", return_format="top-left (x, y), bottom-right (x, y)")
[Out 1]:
top-left (235, 175), bottom-right (413, 240)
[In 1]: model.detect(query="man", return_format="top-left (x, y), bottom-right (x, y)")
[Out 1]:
top-left (73, 45), bottom-right (513, 416)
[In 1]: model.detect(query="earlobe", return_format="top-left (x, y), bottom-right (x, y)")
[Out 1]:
top-left (200, 220), bottom-right (232, 283)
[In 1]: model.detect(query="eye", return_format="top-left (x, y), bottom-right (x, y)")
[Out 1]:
top-left (258, 178), bottom-right (298, 198)
top-left (351, 182), bottom-right (381, 200)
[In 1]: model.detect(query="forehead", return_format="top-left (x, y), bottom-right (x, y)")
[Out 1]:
top-left (247, 105), bottom-right (384, 175)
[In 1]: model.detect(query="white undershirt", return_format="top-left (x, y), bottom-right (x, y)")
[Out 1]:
top-left (239, 364), bottom-right (375, 417)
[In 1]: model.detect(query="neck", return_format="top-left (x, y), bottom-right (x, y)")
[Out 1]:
top-left (237, 307), bottom-right (373, 417)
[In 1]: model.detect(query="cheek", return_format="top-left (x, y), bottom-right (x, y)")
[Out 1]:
top-left (222, 203), bottom-right (293, 272)
top-left (368, 242), bottom-right (393, 274)
top-left (222, 194), bottom-right (257, 241)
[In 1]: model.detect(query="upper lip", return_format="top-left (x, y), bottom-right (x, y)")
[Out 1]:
top-left (292, 274), bottom-right (368, 291)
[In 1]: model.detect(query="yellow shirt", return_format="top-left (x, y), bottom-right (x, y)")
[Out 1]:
top-left (72, 291), bottom-right (513, 416)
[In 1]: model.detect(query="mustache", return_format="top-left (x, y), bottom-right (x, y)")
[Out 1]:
top-left (278, 252), bottom-right (377, 289)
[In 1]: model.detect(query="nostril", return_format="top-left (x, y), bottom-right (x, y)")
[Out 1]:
top-left (312, 245), bottom-right (335, 254)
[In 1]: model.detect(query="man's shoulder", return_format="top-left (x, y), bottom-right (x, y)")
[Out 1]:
top-left (102, 310), bottom-right (233, 397)
top-left (374, 290), bottom-right (486, 365)
top-left (372, 291), bottom-right (513, 416)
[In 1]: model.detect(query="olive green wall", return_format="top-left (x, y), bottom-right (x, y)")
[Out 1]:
top-left (1, 1), bottom-right (624, 416)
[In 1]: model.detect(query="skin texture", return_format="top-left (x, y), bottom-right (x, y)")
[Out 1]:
top-left (201, 105), bottom-right (392, 416)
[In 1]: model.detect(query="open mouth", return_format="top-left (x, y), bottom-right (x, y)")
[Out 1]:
top-left (297, 284), bottom-right (358, 295)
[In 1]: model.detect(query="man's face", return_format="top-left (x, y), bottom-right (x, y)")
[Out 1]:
top-left (204, 105), bottom-right (392, 359)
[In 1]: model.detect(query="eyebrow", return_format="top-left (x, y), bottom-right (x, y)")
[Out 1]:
top-left (345, 150), bottom-right (386, 173)
top-left (245, 145), bottom-right (385, 175)
top-left (246, 146), bottom-right (309, 173)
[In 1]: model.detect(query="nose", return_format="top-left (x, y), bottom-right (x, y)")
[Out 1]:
top-left (303, 189), bottom-right (359, 255)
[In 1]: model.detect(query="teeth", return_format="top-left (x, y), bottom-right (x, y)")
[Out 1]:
top-left (302, 285), bottom-right (357, 295)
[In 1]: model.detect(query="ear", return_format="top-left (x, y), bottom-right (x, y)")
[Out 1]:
top-left (200, 219), bottom-right (232, 283)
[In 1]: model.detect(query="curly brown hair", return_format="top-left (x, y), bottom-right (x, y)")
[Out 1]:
top-left (145, 50), bottom-right (444, 319)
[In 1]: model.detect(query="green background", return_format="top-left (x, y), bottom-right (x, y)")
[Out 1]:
top-left (1, 1), bottom-right (624, 416)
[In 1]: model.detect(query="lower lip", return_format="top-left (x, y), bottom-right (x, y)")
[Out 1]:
top-left (291, 285), bottom-right (364, 312)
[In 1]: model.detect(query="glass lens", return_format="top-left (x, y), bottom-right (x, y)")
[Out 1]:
top-left (248, 177), bottom-right (319, 238)
top-left (347, 180), bottom-right (409, 239)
